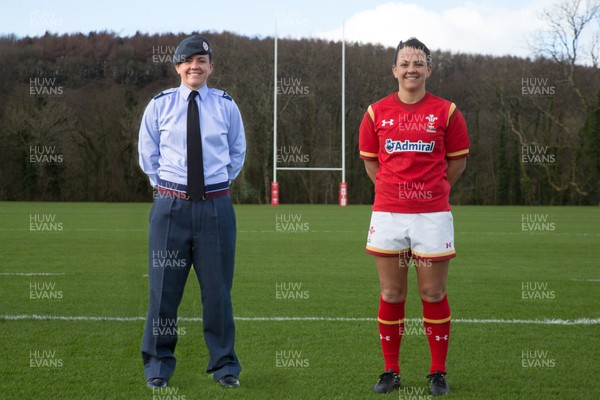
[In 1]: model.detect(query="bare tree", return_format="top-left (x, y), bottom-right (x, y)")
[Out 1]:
top-left (534, 0), bottom-right (600, 107)
top-left (486, 0), bottom-right (600, 203)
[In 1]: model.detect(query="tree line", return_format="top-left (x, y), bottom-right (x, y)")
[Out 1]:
top-left (0, 28), bottom-right (598, 205)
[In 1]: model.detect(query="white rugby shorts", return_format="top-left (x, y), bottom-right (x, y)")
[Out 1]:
top-left (365, 211), bottom-right (456, 261)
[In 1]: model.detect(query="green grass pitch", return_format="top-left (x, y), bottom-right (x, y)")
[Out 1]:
top-left (0, 202), bottom-right (599, 399)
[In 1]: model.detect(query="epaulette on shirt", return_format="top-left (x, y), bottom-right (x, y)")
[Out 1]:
top-left (153, 88), bottom-right (177, 100)
top-left (209, 88), bottom-right (233, 101)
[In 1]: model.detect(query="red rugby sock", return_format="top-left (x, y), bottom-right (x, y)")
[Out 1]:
top-left (378, 296), bottom-right (405, 374)
top-left (422, 294), bottom-right (451, 374)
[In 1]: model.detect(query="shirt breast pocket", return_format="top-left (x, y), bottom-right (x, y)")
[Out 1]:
top-left (158, 118), bottom-right (186, 147)
top-left (203, 115), bottom-right (229, 147)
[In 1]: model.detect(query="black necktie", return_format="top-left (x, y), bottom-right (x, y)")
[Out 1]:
top-left (186, 90), bottom-right (205, 199)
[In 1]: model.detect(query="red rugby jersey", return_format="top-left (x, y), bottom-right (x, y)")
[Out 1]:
top-left (359, 92), bottom-right (469, 213)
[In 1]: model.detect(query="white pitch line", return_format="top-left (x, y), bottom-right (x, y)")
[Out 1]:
top-left (0, 273), bottom-right (66, 276)
top-left (1, 314), bottom-right (599, 325)
top-left (0, 228), bottom-right (145, 232)
top-left (458, 231), bottom-right (600, 237)
top-left (1, 227), bottom-right (598, 236)
top-left (3, 314), bottom-right (145, 322)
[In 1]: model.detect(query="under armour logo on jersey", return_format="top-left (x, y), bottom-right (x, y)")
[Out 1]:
top-left (380, 334), bottom-right (391, 342)
top-left (381, 119), bottom-right (394, 127)
top-left (445, 242), bottom-right (452, 249)
top-left (435, 335), bottom-right (448, 341)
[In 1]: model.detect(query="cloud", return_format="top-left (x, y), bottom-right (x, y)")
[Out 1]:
top-left (314, 1), bottom-right (555, 58)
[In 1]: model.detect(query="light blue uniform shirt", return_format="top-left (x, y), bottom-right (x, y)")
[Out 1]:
top-left (138, 83), bottom-right (246, 189)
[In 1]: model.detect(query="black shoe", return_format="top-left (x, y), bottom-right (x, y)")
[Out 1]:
top-left (147, 377), bottom-right (167, 388)
top-left (218, 375), bottom-right (240, 389)
top-left (373, 369), bottom-right (400, 394)
top-left (427, 371), bottom-right (450, 396)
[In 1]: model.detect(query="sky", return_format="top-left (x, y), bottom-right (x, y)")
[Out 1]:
top-left (0, 0), bottom-right (592, 59)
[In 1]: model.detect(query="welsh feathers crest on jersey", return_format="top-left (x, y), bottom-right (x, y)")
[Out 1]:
top-left (426, 114), bottom-right (438, 133)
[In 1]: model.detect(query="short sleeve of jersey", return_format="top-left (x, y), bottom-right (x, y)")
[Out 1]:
top-left (359, 106), bottom-right (378, 161)
top-left (445, 106), bottom-right (469, 159)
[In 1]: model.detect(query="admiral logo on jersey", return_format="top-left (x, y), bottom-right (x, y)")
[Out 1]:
top-left (385, 139), bottom-right (435, 154)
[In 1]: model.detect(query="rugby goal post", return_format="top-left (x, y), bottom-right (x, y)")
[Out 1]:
top-left (271, 22), bottom-right (347, 206)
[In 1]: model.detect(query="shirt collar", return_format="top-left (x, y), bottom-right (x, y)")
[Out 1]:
top-left (178, 83), bottom-right (209, 101)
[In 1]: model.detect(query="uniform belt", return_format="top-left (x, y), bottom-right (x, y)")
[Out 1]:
top-left (156, 179), bottom-right (229, 201)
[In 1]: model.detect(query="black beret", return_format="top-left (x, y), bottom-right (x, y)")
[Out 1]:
top-left (173, 36), bottom-right (212, 64)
